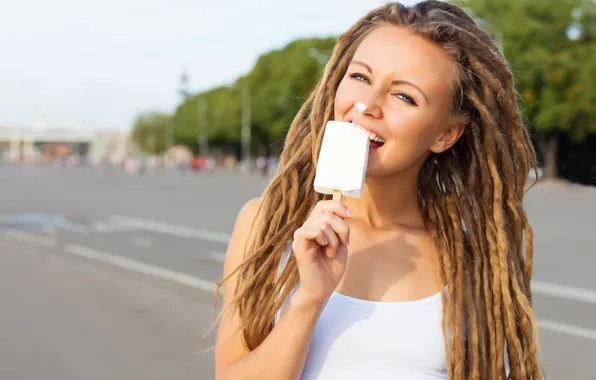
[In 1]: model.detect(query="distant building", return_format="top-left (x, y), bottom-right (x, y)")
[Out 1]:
top-left (87, 130), bottom-right (138, 166)
top-left (0, 125), bottom-right (135, 164)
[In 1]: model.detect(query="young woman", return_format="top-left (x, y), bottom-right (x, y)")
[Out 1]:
top-left (214, 1), bottom-right (543, 379)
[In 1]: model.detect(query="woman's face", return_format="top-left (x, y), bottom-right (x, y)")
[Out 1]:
top-left (334, 24), bottom-right (464, 177)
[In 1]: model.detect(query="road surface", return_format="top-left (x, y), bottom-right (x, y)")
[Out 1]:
top-left (0, 165), bottom-right (594, 379)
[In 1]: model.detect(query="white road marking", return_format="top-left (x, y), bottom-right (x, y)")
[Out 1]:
top-left (208, 251), bottom-right (226, 263)
top-left (1, 229), bottom-right (57, 247)
top-left (109, 215), bottom-right (231, 244)
top-left (53, 218), bottom-right (89, 234)
top-left (41, 226), bottom-right (57, 235)
top-left (0, 213), bottom-right (55, 223)
top-left (63, 244), bottom-right (219, 294)
top-left (129, 236), bottom-right (152, 247)
top-left (539, 320), bottom-right (596, 341)
top-left (533, 281), bottom-right (596, 305)
top-left (91, 221), bottom-right (139, 233)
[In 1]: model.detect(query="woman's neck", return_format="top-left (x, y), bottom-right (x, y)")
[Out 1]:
top-left (344, 172), bottom-right (425, 231)
top-left (344, 172), bottom-right (425, 229)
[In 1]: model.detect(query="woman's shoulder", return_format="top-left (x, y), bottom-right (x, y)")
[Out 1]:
top-left (223, 198), bottom-right (262, 270)
top-left (240, 197), bottom-right (261, 218)
top-left (231, 197), bottom-right (263, 242)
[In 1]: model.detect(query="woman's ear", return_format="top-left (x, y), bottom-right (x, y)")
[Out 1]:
top-left (430, 117), bottom-right (466, 154)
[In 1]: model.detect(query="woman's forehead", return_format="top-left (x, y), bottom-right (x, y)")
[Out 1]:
top-left (352, 25), bottom-right (458, 94)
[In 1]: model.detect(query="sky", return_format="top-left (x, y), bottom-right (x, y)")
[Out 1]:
top-left (0, 0), bottom-right (419, 131)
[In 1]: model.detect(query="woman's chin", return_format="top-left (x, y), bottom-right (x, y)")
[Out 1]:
top-left (365, 152), bottom-right (388, 176)
top-left (364, 159), bottom-right (413, 179)
top-left (364, 165), bottom-right (386, 178)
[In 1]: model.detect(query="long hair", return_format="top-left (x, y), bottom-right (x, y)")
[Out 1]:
top-left (216, 1), bottom-right (543, 378)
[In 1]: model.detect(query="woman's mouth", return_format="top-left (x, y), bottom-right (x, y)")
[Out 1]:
top-left (349, 121), bottom-right (385, 154)
top-left (369, 139), bottom-right (384, 154)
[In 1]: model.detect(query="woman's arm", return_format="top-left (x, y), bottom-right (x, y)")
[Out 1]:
top-left (214, 198), bottom-right (324, 380)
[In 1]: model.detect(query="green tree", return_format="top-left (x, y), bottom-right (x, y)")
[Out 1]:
top-left (173, 86), bottom-right (242, 155)
top-left (130, 111), bottom-right (171, 154)
top-left (171, 37), bottom-right (337, 156)
top-left (248, 37), bottom-right (337, 152)
top-left (455, 0), bottom-right (596, 178)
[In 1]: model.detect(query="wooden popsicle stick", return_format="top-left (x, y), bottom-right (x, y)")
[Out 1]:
top-left (332, 189), bottom-right (343, 202)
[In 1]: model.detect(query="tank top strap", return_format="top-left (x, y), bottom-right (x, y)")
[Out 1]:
top-left (274, 241), bottom-right (296, 324)
top-left (276, 241), bottom-right (292, 280)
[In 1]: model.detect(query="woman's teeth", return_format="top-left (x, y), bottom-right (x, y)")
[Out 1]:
top-left (354, 124), bottom-right (384, 143)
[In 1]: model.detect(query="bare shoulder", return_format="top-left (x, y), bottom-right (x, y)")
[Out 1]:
top-left (223, 197), bottom-right (262, 284)
top-left (238, 197), bottom-right (262, 226)
top-left (238, 197), bottom-right (262, 223)
top-left (230, 197), bottom-right (262, 251)
top-left (214, 197), bottom-right (262, 378)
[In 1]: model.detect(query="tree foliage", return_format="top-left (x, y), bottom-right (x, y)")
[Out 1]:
top-left (248, 37), bottom-right (337, 145)
top-left (455, 0), bottom-right (596, 177)
top-left (169, 37), bottom-right (336, 155)
top-left (130, 111), bottom-right (171, 154)
top-left (172, 86), bottom-right (242, 154)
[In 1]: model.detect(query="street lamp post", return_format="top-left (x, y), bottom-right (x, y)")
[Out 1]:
top-left (166, 118), bottom-right (174, 152)
top-left (197, 97), bottom-right (208, 155)
top-left (179, 70), bottom-right (208, 156)
top-left (240, 81), bottom-right (251, 166)
top-left (174, 70), bottom-right (191, 155)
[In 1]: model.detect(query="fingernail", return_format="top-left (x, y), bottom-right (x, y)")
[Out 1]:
top-left (346, 208), bottom-right (353, 218)
top-left (322, 237), bottom-right (328, 245)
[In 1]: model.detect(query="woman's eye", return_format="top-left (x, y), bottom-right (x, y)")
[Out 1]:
top-left (395, 93), bottom-right (418, 106)
top-left (348, 72), bottom-right (418, 107)
top-left (349, 72), bottom-right (370, 84)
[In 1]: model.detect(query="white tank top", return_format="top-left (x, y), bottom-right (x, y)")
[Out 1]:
top-left (275, 243), bottom-right (448, 380)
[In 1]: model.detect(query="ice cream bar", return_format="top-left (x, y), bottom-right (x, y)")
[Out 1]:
top-left (314, 121), bottom-right (370, 199)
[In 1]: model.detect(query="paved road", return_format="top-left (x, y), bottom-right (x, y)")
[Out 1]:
top-left (0, 165), bottom-right (595, 379)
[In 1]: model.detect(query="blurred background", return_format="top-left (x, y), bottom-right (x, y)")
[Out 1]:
top-left (0, 0), bottom-right (594, 379)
